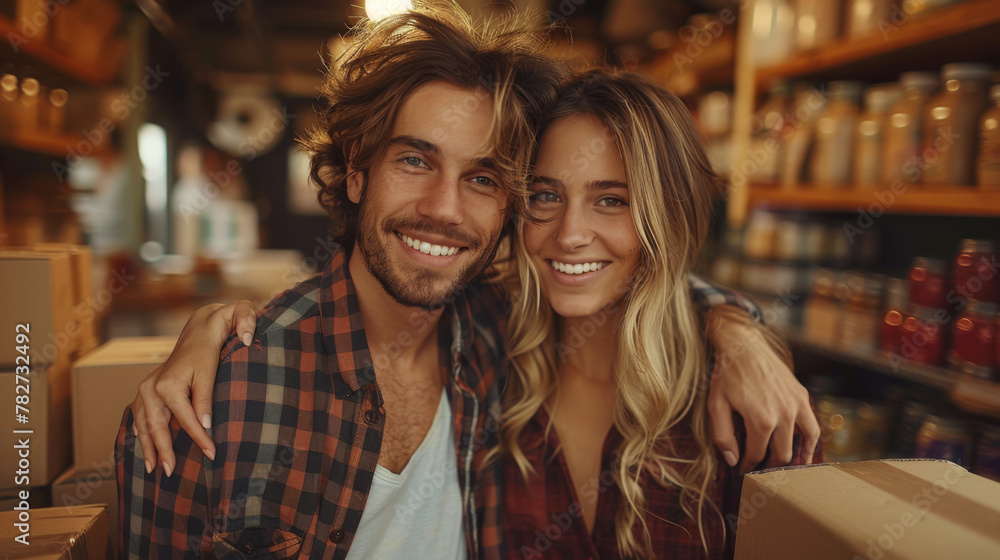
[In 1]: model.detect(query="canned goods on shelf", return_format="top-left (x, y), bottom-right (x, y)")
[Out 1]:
top-left (915, 414), bottom-right (972, 466)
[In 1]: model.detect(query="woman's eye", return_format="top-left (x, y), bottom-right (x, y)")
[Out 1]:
top-left (598, 197), bottom-right (627, 207)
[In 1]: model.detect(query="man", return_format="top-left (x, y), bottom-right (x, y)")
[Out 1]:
top-left (117, 4), bottom-right (817, 559)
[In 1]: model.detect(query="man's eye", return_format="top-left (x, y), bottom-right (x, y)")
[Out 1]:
top-left (471, 176), bottom-right (497, 188)
top-left (402, 156), bottom-right (425, 167)
top-left (529, 191), bottom-right (559, 204)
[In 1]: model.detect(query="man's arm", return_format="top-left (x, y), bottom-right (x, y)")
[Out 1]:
top-left (687, 273), bottom-right (821, 473)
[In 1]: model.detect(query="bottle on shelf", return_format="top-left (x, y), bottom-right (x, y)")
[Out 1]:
top-left (854, 83), bottom-right (903, 188)
top-left (781, 83), bottom-right (827, 188)
top-left (751, 0), bottom-right (795, 67)
top-left (882, 72), bottom-right (939, 185)
top-left (977, 84), bottom-right (1000, 188)
top-left (881, 278), bottom-right (909, 355)
top-left (811, 81), bottom-right (863, 188)
top-left (0, 65), bottom-right (16, 140)
top-left (922, 63), bottom-right (993, 186)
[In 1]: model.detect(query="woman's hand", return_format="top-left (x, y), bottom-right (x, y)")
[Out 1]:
top-left (705, 306), bottom-right (821, 474)
top-left (131, 301), bottom-right (258, 476)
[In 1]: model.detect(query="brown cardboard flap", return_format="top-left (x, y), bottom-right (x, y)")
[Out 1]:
top-left (833, 460), bottom-right (1000, 543)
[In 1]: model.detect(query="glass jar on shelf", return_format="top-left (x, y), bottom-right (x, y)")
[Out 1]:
top-left (846, 0), bottom-right (894, 38)
top-left (792, 0), bottom-right (840, 52)
top-left (748, 81), bottom-right (791, 184)
top-left (805, 268), bottom-right (841, 342)
top-left (811, 81), bottom-right (862, 188)
top-left (855, 84), bottom-right (902, 188)
top-left (881, 278), bottom-right (908, 354)
top-left (953, 239), bottom-right (999, 304)
top-left (922, 63), bottom-right (992, 186)
top-left (882, 72), bottom-right (939, 185)
top-left (977, 84), bottom-right (1000, 189)
top-left (948, 300), bottom-right (998, 380)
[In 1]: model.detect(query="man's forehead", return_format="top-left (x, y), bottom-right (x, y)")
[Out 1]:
top-left (391, 81), bottom-right (499, 159)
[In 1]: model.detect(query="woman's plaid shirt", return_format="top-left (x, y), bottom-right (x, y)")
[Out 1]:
top-left (116, 244), bottom-right (760, 559)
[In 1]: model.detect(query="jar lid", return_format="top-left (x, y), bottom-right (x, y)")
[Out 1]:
top-left (941, 63), bottom-right (993, 83)
top-left (965, 300), bottom-right (1000, 316)
top-left (899, 71), bottom-right (939, 92)
top-left (957, 238), bottom-right (996, 253)
top-left (912, 256), bottom-right (946, 274)
top-left (864, 84), bottom-right (903, 113)
top-left (827, 80), bottom-right (864, 101)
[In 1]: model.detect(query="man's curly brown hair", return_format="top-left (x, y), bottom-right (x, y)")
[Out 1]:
top-left (298, 2), bottom-right (568, 249)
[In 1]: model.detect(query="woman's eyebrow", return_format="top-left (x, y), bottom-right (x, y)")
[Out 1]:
top-left (587, 180), bottom-right (628, 191)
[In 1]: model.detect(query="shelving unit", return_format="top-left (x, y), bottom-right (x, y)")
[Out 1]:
top-left (754, 0), bottom-right (1000, 90)
top-left (783, 330), bottom-right (1000, 418)
top-left (0, 16), bottom-right (117, 85)
top-left (747, 184), bottom-right (1000, 217)
top-left (728, 0), bottom-right (1000, 226)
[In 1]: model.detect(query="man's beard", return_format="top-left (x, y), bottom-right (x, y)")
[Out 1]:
top-left (355, 200), bottom-right (499, 309)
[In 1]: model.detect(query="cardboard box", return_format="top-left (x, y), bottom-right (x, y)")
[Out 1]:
top-left (0, 363), bottom-right (71, 491)
top-left (0, 251), bottom-right (75, 368)
top-left (31, 244), bottom-right (99, 358)
top-left (50, 466), bottom-right (118, 551)
top-left (734, 459), bottom-right (1000, 560)
top-left (71, 337), bottom-right (177, 472)
top-left (0, 505), bottom-right (111, 559)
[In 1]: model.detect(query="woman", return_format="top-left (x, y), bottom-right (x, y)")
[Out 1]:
top-left (129, 70), bottom-right (818, 558)
top-left (495, 69), bottom-right (819, 560)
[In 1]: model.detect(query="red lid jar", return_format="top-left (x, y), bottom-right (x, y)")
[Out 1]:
top-left (909, 257), bottom-right (948, 310)
top-left (948, 301), bottom-right (998, 379)
top-left (901, 306), bottom-right (946, 366)
top-left (953, 239), bottom-right (999, 304)
top-left (881, 278), bottom-right (908, 354)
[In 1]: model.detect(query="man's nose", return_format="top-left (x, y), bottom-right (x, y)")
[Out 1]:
top-left (415, 175), bottom-right (464, 227)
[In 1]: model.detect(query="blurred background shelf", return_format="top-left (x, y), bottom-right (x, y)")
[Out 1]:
top-left (0, 16), bottom-right (117, 85)
top-left (754, 0), bottom-right (1000, 89)
top-left (0, 132), bottom-right (105, 158)
top-left (783, 329), bottom-right (1000, 419)
top-left (747, 184), bottom-right (1000, 216)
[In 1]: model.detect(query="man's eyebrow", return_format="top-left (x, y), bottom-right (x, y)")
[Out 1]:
top-left (474, 157), bottom-right (500, 173)
top-left (388, 136), bottom-right (440, 155)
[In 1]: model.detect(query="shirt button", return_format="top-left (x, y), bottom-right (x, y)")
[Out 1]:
top-left (330, 529), bottom-right (346, 543)
top-left (363, 410), bottom-right (380, 425)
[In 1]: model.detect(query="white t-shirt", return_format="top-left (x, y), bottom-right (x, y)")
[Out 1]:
top-left (345, 389), bottom-right (466, 560)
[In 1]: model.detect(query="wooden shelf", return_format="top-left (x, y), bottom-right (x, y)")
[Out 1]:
top-left (0, 16), bottom-right (116, 85)
top-left (747, 184), bottom-right (1000, 216)
top-left (784, 329), bottom-right (1000, 418)
top-left (756, 0), bottom-right (1000, 88)
top-left (0, 132), bottom-right (105, 158)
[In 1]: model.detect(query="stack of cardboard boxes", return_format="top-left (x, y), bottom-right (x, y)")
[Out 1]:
top-left (0, 245), bottom-right (176, 557)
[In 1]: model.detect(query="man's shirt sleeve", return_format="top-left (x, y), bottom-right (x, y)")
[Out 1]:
top-left (687, 272), bottom-right (764, 323)
top-left (116, 395), bottom-right (213, 558)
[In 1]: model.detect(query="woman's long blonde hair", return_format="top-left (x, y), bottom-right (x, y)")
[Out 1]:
top-left (499, 69), bottom-right (721, 559)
